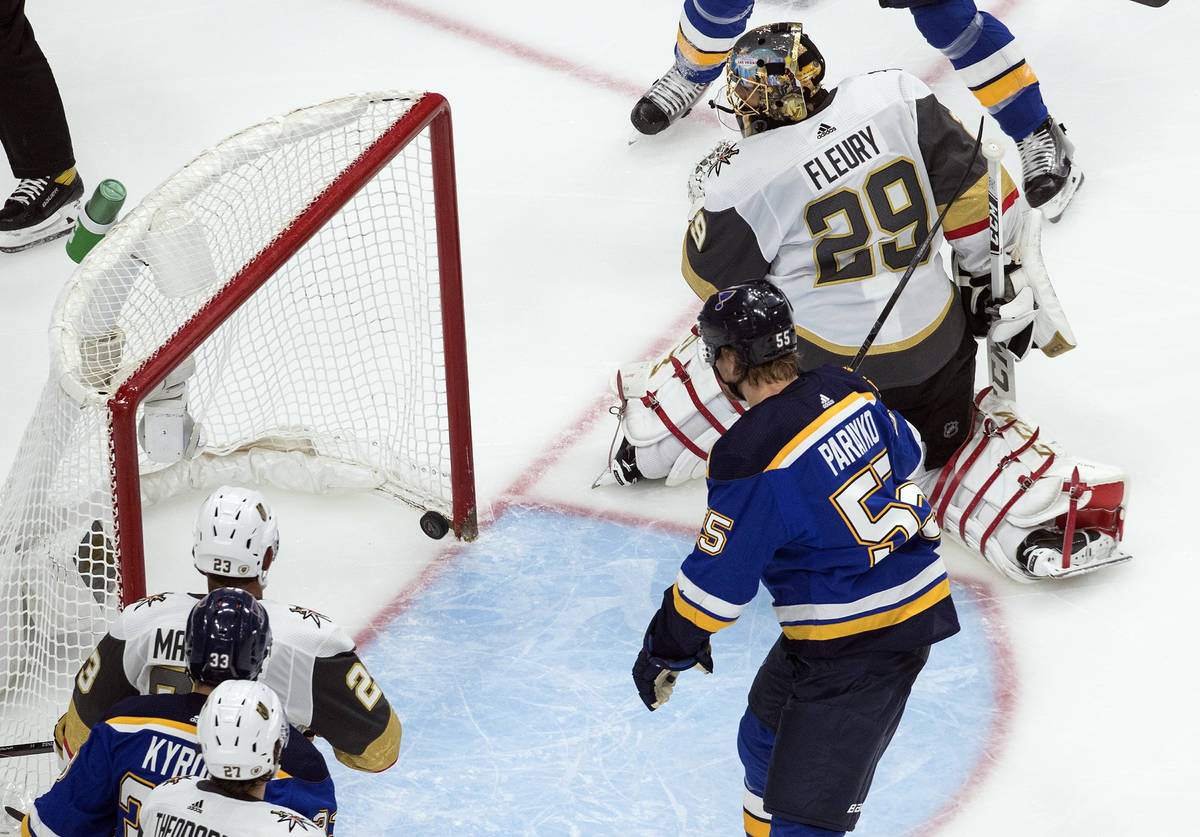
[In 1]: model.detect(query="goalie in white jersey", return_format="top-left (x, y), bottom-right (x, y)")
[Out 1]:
top-left (55, 485), bottom-right (402, 773)
top-left (601, 22), bottom-right (1130, 582)
top-left (137, 680), bottom-right (322, 837)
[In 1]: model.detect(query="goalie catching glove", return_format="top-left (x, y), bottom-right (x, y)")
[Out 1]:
top-left (954, 208), bottom-right (1077, 360)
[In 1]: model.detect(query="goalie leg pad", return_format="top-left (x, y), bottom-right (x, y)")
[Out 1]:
top-left (597, 326), bottom-right (744, 486)
top-left (922, 388), bottom-right (1129, 582)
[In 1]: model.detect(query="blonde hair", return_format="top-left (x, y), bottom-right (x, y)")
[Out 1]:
top-left (719, 348), bottom-right (799, 388)
top-left (745, 354), bottom-right (800, 387)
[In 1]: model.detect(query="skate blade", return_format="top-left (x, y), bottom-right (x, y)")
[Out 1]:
top-left (591, 468), bottom-right (619, 489)
top-left (1043, 168), bottom-right (1085, 223)
top-left (0, 203), bottom-right (80, 253)
top-left (1044, 548), bottom-right (1131, 579)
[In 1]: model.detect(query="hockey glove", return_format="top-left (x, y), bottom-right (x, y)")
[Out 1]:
top-left (632, 634), bottom-right (713, 711)
top-left (955, 261), bottom-right (1036, 360)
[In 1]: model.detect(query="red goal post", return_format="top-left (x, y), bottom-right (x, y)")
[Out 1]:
top-left (0, 90), bottom-right (475, 806)
top-left (107, 91), bottom-right (477, 603)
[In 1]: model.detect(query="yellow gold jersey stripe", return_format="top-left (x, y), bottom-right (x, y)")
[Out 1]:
top-left (795, 291), bottom-right (954, 356)
top-left (672, 584), bottom-right (736, 633)
top-left (682, 238), bottom-right (718, 300)
top-left (780, 578), bottom-right (951, 641)
top-left (766, 391), bottom-right (875, 471)
top-left (107, 716), bottom-right (196, 736)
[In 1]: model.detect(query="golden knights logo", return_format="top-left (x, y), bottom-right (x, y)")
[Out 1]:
top-left (132, 593), bottom-right (169, 611)
top-left (289, 605), bottom-right (330, 628)
top-left (704, 140), bottom-right (740, 180)
top-left (270, 810), bottom-right (319, 832)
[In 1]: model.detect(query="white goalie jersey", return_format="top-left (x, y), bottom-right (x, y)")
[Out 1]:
top-left (599, 67), bottom-right (1132, 582)
top-left (683, 68), bottom-right (1019, 390)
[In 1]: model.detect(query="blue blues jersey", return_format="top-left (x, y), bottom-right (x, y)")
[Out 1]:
top-left (653, 366), bottom-right (959, 659)
top-left (24, 693), bottom-right (336, 837)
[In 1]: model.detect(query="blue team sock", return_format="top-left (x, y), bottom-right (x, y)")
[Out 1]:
top-left (909, 0), bottom-right (1049, 140)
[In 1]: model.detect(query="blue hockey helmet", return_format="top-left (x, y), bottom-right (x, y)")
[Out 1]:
top-left (697, 280), bottom-right (798, 369)
top-left (185, 587), bottom-right (272, 685)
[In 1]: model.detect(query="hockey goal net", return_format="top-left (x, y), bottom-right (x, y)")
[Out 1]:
top-left (0, 91), bottom-right (475, 809)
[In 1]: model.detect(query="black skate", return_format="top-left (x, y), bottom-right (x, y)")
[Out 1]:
top-left (631, 67), bottom-right (711, 136)
top-left (1016, 118), bottom-right (1083, 223)
top-left (1017, 526), bottom-right (1131, 579)
top-left (0, 168), bottom-right (85, 253)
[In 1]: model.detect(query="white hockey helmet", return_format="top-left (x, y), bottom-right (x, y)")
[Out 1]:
top-left (192, 485), bottom-right (280, 584)
top-left (198, 679), bottom-right (290, 781)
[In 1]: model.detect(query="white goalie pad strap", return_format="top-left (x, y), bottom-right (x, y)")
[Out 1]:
top-left (925, 388), bottom-right (1128, 582)
top-left (617, 326), bottom-right (745, 483)
top-left (665, 427), bottom-right (721, 486)
top-left (1011, 208), bottom-right (1077, 357)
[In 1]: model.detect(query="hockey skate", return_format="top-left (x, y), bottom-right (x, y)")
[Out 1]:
top-left (1016, 527), bottom-right (1131, 580)
top-left (592, 369), bottom-right (644, 488)
top-left (631, 67), bottom-right (711, 136)
top-left (1016, 118), bottom-right (1083, 223)
top-left (0, 169), bottom-right (84, 253)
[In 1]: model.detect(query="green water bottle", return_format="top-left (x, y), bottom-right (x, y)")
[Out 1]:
top-left (65, 178), bottom-right (127, 263)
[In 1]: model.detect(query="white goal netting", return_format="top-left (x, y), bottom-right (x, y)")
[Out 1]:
top-left (0, 90), bottom-right (474, 813)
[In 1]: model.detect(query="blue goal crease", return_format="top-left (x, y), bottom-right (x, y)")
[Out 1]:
top-left (324, 506), bottom-right (1000, 836)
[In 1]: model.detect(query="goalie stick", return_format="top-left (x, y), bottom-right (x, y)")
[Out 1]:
top-left (1128, 0), bottom-right (1168, 6)
top-left (850, 117), bottom-right (984, 372)
top-left (0, 740), bottom-right (53, 759)
top-left (983, 141), bottom-right (1017, 400)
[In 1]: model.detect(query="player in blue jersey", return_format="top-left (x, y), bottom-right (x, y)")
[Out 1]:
top-left (136, 680), bottom-right (322, 836)
top-left (20, 588), bottom-right (337, 836)
top-left (632, 0), bottom-right (1080, 220)
top-left (606, 21), bottom-right (1130, 583)
top-left (632, 280), bottom-right (960, 837)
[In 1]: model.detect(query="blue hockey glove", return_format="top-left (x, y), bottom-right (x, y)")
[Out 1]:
top-left (632, 637), bottom-right (713, 711)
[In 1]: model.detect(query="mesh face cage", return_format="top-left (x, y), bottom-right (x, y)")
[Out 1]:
top-left (726, 22), bottom-right (825, 130)
top-left (0, 90), bottom-right (476, 809)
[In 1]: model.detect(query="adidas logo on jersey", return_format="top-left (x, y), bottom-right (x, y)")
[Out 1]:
top-left (820, 394), bottom-right (835, 409)
top-left (815, 122), bottom-right (837, 139)
top-left (187, 799), bottom-right (204, 813)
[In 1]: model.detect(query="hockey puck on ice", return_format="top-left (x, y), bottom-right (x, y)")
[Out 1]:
top-left (420, 511), bottom-right (450, 540)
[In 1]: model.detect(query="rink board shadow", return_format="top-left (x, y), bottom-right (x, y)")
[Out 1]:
top-left (330, 506), bottom-right (1002, 836)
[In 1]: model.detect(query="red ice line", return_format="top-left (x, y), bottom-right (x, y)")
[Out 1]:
top-left (352, 2), bottom-right (1025, 832)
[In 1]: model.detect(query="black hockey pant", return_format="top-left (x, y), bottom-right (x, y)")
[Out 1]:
top-left (0, 0), bottom-right (75, 178)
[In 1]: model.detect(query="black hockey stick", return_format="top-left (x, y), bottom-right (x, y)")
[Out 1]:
top-left (1128, 0), bottom-right (1168, 7)
top-left (4, 806), bottom-right (24, 824)
top-left (850, 117), bottom-right (985, 372)
top-left (0, 740), bottom-right (54, 758)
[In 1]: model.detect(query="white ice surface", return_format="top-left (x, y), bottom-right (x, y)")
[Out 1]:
top-left (0, 0), bottom-right (1197, 834)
